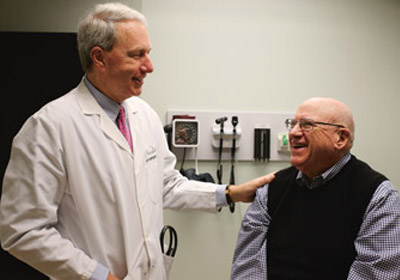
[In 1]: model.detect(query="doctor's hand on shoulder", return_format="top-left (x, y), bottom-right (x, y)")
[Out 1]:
top-left (229, 172), bottom-right (275, 203)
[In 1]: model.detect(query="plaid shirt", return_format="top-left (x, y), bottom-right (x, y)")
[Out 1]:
top-left (231, 154), bottom-right (400, 279)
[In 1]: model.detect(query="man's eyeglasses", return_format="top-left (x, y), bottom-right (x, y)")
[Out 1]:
top-left (285, 118), bottom-right (344, 132)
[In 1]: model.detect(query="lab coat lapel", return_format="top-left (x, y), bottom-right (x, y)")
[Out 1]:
top-left (76, 81), bottom-right (133, 154)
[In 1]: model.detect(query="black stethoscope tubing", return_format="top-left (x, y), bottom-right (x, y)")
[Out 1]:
top-left (160, 225), bottom-right (178, 257)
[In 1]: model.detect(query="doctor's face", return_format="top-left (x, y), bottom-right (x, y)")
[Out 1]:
top-left (100, 20), bottom-right (154, 103)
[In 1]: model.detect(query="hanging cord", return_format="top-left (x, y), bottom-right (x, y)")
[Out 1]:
top-left (217, 137), bottom-right (223, 213)
top-left (228, 116), bottom-right (238, 213)
top-left (194, 147), bottom-right (199, 174)
top-left (215, 117), bottom-right (227, 213)
top-left (179, 148), bottom-right (187, 174)
top-left (217, 140), bottom-right (223, 185)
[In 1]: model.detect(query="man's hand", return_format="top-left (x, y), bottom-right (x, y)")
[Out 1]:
top-left (229, 172), bottom-right (275, 203)
top-left (107, 273), bottom-right (121, 280)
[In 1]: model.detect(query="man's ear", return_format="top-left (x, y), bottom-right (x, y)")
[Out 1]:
top-left (90, 46), bottom-right (106, 69)
top-left (335, 128), bottom-right (351, 150)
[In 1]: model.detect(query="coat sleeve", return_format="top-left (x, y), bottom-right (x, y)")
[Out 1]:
top-left (161, 147), bottom-right (220, 212)
top-left (231, 186), bottom-right (270, 279)
top-left (347, 181), bottom-right (400, 280)
top-left (0, 111), bottom-right (97, 280)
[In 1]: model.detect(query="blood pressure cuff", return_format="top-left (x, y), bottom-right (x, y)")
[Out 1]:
top-left (180, 168), bottom-right (215, 183)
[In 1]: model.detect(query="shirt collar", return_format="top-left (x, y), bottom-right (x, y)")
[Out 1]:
top-left (296, 152), bottom-right (352, 190)
top-left (83, 75), bottom-right (120, 122)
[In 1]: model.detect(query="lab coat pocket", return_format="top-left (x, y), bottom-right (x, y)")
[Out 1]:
top-left (163, 254), bottom-right (174, 279)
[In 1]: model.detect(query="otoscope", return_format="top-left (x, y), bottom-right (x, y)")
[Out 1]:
top-left (215, 117), bottom-right (228, 185)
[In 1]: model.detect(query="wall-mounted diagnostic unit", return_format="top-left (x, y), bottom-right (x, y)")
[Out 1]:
top-left (167, 110), bottom-right (293, 162)
top-left (172, 118), bottom-right (200, 148)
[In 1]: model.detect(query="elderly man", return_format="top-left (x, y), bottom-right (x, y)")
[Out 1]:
top-left (231, 97), bottom-right (400, 280)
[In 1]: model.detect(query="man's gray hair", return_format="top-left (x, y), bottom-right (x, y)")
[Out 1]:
top-left (77, 2), bottom-right (147, 73)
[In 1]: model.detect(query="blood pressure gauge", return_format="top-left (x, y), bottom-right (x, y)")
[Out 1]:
top-left (172, 119), bottom-right (200, 148)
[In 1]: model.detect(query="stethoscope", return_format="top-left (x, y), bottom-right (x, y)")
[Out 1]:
top-left (160, 225), bottom-right (178, 257)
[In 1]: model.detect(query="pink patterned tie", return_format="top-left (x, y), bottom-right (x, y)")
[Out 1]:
top-left (117, 106), bottom-right (133, 152)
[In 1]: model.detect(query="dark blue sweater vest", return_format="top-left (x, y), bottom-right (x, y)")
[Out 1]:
top-left (266, 156), bottom-right (387, 280)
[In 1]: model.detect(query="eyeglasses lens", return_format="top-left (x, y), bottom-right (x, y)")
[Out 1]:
top-left (286, 119), bottom-right (314, 131)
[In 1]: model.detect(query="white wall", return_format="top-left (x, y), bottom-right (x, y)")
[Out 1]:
top-left (2, 0), bottom-right (400, 279)
top-left (142, 1), bottom-right (400, 279)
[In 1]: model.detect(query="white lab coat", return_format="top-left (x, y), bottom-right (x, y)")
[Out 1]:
top-left (0, 80), bottom-right (218, 280)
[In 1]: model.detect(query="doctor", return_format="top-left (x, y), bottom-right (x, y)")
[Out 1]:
top-left (0, 3), bottom-right (274, 280)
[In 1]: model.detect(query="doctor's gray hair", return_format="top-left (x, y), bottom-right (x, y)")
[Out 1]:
top-left (77, 2), bottom-right (147, 73)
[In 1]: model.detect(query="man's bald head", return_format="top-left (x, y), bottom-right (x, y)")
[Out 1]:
top-left (298, 97), bottom-right (355, 147)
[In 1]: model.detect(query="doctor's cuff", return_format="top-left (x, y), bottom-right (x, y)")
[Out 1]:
top-left (216, 185), bottom-right (229, 207)
top-left (89, 262), bottom-right (109, 280)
